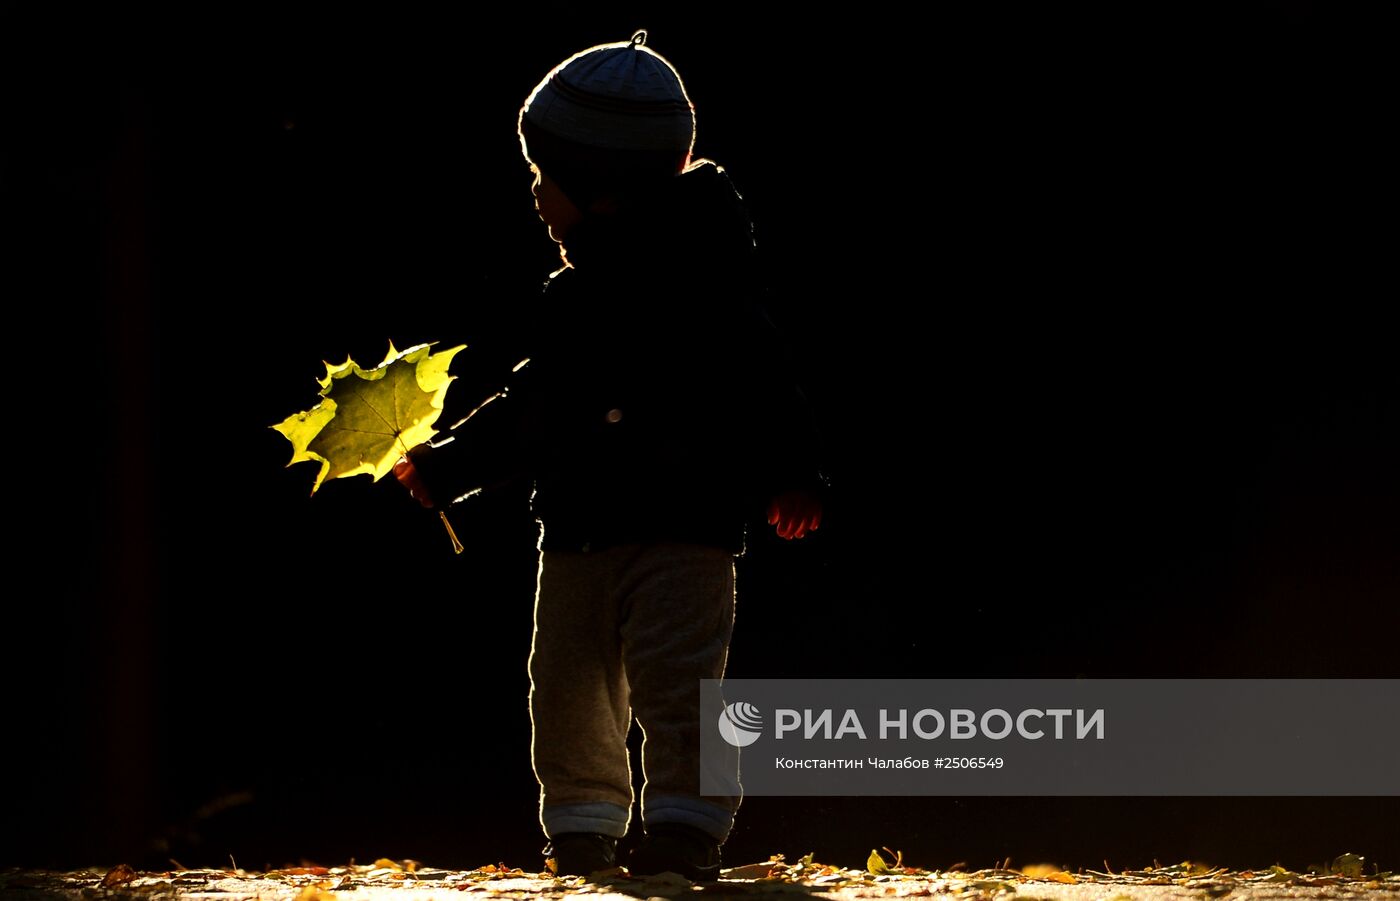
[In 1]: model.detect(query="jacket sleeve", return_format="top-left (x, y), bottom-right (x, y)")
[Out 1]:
top-left (406, 382), bottom-right (535, 506)
top-left (733, 303), bottom-right (830, 506)
top-left (405, 301), bottom-right (543, 506)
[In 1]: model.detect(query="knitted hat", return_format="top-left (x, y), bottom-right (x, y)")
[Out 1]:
top-left (518, 30), bottom-right (696, 211)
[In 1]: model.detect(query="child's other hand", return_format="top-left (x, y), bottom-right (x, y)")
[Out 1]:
top-left (393, 456), bottom-right (435, 508)
top-left (768, 489), bottom-right (822, 540)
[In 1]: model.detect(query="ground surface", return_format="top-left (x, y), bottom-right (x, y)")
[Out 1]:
top-left (4, 856), bottom-right (1398, 901)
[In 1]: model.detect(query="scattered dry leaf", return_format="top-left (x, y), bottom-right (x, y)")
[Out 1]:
top-left (1021, 865), bottom-right (1078, 883)
top-left (291, 885), bottom-right (337, 901)
top-left (100, 865), bottom-right (138, 888)
top-left (726, 862), bottom-right (780, 879)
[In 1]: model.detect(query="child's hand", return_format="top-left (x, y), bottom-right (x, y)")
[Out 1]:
top-left (393, 456), bottom-right (436, 508)
top-left (768, 489), bottom-right (822, 540)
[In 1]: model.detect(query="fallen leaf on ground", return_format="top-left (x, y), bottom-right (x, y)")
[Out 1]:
top-left (100, 865), bottom-right (138, 888)
top-left (1021, 864), bottom-right (1078, 883)
top-left (292, 885), bottom-right (337, 901)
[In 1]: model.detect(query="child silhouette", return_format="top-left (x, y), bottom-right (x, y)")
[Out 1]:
top-left (395, 31), bottom-right (824, 880)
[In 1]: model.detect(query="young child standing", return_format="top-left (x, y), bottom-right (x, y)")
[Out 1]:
top-left (395, 31), bottom-right (824, 881)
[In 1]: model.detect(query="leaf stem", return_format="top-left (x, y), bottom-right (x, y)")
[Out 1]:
top-left (439, 510), bottom-right (464, 555)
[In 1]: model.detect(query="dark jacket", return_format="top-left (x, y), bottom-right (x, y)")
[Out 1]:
top-left (412, 159), bottom-right (824, 553)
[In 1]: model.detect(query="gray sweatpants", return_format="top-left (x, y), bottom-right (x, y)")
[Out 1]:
top-left (529, 542), bottom-right (741, 842)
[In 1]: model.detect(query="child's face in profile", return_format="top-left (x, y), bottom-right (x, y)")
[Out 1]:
top-left (531, 166), bottom-right (582, 244)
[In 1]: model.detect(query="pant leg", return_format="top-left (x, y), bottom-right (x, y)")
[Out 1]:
top-left (529, 549), bottom-right (634, 838)
top-left (617, 543), bottom-right (741, 842)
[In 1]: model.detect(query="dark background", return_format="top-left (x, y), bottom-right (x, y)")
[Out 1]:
top-left (5, 1), bottom-right (1397, 874)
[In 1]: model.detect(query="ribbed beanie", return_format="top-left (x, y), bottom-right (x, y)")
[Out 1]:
top-left (518, 30), bottom-right (696, 211)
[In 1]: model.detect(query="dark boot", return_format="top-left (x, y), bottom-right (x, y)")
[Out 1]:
top-left (627, 822), bottom-right (722, 882)
top-left (542, 832), bottom-right (618, 877)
